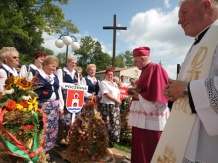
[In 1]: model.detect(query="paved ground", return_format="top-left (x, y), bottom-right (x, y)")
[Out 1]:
top-left (49, 145), bottom-right (131, 163)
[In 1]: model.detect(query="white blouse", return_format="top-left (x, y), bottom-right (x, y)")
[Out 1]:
top-left (100, 79), bottom-right (120, 105)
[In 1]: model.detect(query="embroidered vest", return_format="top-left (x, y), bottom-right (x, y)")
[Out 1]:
top-left (85, 77), bottom-right (99, 95)
top-left (25, 65), bottom-right (39, 76)
top-left (0, 66), bottom-right (13, 77)
top-left (62, 69), bottom-right (79, 98)
top-left (34, 73), bottom-right (60, 101)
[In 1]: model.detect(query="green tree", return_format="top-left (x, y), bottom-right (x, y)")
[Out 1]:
top-left (18, 47), bottom-right (53, 66)
top-left (115, 56), bottom-right (125, 68)
top-left (74, 36), bottom-right (112, 76)
top-left (56, 52), bottom-right (66, 68)
top-left (0, 0), bottom-right (78, 64)
top-left (117, 51), bottom-right (134, 67)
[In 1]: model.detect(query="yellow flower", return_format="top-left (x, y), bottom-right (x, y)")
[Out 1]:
top-left (27, 97), bottom-right (38, 111)
top-left (16, 103), bottom-right (24, 111)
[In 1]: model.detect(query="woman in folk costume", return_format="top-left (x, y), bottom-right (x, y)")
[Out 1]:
top-left (19, 51), bottom-right (47, 79)
top-left (99, 67), bottom-right (121, 147)
top-left (128, 47), bottom-right (170, 163)
top-left (0, 47), bottom-right (19, 92)
top-left (81, 64), bottom-right (101, 102)
top-left (34, 55), bottom-right (63, 162)
top-left (56, 54), bottom-right (80, 146)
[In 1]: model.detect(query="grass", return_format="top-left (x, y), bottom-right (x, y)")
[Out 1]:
top-left (114, 143), bottom-right (131, 153)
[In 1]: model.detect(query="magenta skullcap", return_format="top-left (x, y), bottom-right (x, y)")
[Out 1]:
top-left (133, 47), bottom-right (150, 57)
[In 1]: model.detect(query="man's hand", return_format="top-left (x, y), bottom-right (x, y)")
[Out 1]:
top-left (163, 78), bottom-right (186, 101)
top-left (132, 90), bottom-right (139, 100)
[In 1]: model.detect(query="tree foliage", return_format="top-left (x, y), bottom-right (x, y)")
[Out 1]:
top-left (115, 56), bottom-right (125, 68)
top-left (56, 52), bottom-right (66, 68)
top-left (116, 51), bottom-right (134, 67)
top-left (0, 0), bottom-right (78, 64)
top-left (74, 36), bottom-right (112, 76)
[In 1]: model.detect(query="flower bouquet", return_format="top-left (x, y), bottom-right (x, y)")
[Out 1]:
top-left (0, 76), bottom-right (47, 163)
top-left (66, 97), bottom-right (109, 163)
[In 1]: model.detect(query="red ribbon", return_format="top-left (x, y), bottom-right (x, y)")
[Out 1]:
top-left (0, 108), bottom-right (47, 158)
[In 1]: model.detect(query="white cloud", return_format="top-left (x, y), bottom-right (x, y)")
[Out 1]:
top-left (163, 0), bottom-right (171, 8)
top-left (42, 6), bottom-right (195, 79)
top-left (119, 6), bottom-right (193, 79)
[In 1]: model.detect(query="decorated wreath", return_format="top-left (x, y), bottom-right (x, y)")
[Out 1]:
top-left (66, 97), bottom-right (109, 163)
top-left (0, 76), bottom-right (47, 163)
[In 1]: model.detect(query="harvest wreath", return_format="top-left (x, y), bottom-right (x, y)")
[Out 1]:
top-left (0, 76), bottom-right (47, 163)
top-left (66, 97), bottom-right (109, 163)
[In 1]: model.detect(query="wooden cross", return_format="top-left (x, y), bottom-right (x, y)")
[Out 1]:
top-left (103, 14), bottom-right (127, 67)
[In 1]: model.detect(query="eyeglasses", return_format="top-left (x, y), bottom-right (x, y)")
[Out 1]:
top-left (70, 62), bottom-right (77, 65)
top-left (12, 56), bottom-right (19, 59)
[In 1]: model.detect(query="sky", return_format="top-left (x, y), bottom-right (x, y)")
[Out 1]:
top-left (42, 0), bottom-right (194, 79)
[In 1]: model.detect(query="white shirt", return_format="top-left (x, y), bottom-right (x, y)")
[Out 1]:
top-left (19, 63), bottom-right (40, 80)
top-left (56, 67), bottom-right (80, 87)
top-left (100, 79), bottom-right (120, 105)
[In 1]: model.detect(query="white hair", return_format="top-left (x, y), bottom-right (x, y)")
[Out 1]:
top-left (0, 47), bottom-right (19, 59)
top-left (67, 54), bottom-right (77, 62)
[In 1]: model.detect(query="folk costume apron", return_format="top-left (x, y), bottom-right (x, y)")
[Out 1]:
top-left (151, 20), bottom-right (218, 163)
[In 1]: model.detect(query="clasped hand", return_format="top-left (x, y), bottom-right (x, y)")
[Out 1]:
top-left (163, 78), bottom-right (186, 101)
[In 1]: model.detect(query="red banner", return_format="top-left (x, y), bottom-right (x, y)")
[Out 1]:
top-left (119, 87), bottom-right (129, 101)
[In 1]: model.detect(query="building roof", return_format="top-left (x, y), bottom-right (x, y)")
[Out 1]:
top-left (96, 66), bottom-right (136, 74)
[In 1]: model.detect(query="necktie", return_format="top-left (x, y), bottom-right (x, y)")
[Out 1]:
top-left (46, 76), bottom-right (52, 83)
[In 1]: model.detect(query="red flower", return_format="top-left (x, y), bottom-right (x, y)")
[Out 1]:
top-left (21, 125), bottom-right (34, 130)
top-left (19, 101), bottom-right (28, 108)
top-left (5, 100), bottom-right (16, 110)
top-left (42, 91), bottom-right (48, 95)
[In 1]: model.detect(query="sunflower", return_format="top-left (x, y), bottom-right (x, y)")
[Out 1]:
top-left (4, 76), bottom-right (15, 88)
top-left (16, 77), bottom-right (32, 90)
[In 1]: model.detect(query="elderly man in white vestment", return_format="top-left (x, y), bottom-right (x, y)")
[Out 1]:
top-left (151, 0), bottom-right (218, 163)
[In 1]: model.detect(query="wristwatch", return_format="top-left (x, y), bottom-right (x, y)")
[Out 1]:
top-left (183, 82), bottom-right (189, 96)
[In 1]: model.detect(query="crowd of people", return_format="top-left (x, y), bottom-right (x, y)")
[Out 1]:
top-left (1, 0), bottom-right (218, 162)
top-left (0, 48), bottom-right (140, 162)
